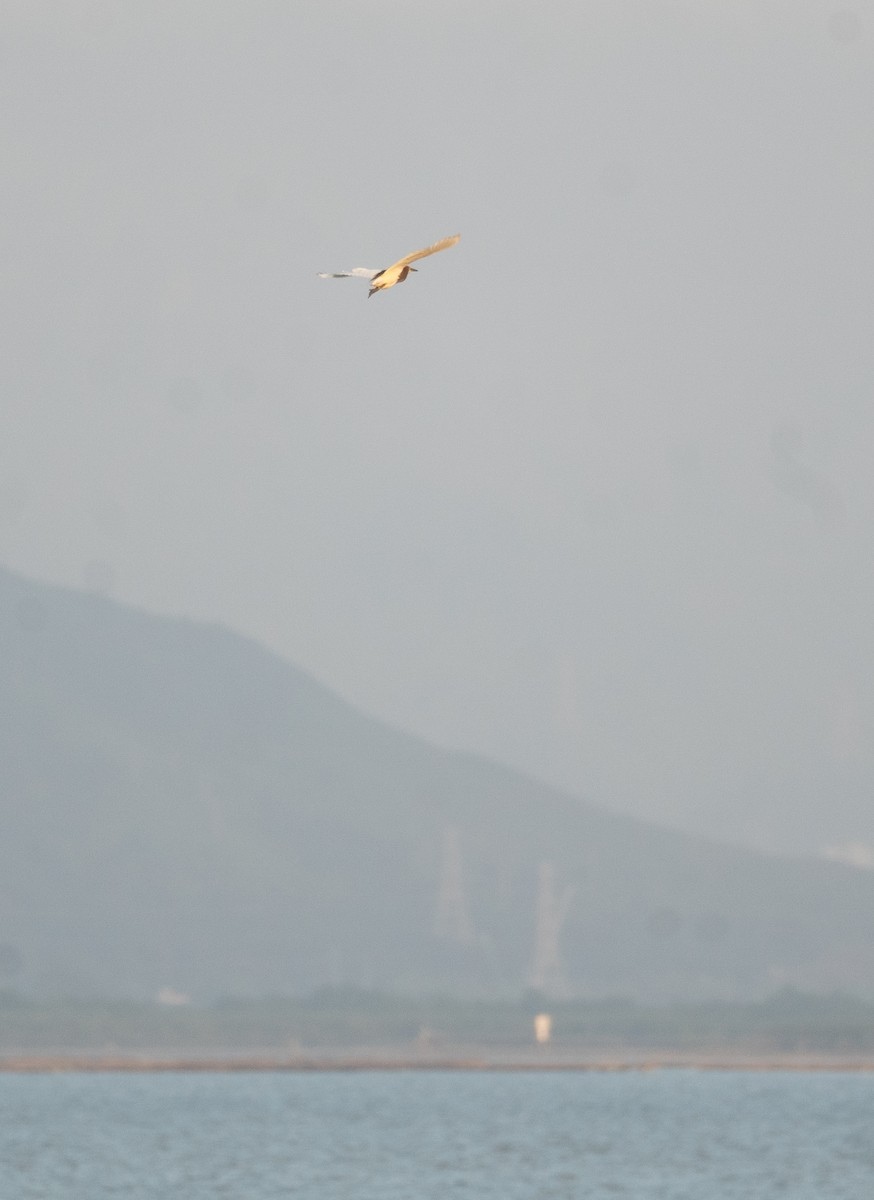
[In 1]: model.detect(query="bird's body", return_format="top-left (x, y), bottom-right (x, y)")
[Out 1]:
top-left (318, 234), bottom-right (460, 297)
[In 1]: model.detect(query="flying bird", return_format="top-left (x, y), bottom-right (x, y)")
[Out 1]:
top-left (318, 234), bottom-right (460, 298)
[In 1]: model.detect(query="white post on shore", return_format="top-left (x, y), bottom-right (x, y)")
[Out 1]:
top-left (534, 1012), bottom-right (552, 1045)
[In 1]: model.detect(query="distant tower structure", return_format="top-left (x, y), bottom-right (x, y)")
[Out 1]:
top-left (528, 861), bottom-right (575, 994)
top-left (434, 825), bottom-right (475, 944)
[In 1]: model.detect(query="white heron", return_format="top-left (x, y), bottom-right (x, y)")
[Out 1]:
top-left (318, 234), bottom-right (460, 298)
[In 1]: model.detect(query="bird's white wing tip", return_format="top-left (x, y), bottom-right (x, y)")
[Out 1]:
top-left (317, 268), bottom-right (378, 279)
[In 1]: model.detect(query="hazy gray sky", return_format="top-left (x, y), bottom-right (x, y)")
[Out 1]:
top-left (2, 1), bottom-right (873, 858)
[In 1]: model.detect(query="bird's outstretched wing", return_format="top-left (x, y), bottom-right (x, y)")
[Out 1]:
top-left (388, 234), bottom-right (461, 272)
top-left (317, 267), bottom-right (379, 279)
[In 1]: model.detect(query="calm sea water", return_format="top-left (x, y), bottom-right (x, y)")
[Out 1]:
top-left (1, 1069), bottom-right (872, 1199)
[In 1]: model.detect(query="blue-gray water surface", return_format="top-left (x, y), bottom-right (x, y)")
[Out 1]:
top-left (1, 1069), bottom-right (873, 1199)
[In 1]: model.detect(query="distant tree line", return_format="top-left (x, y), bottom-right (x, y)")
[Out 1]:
top-left (2, 986), bottom-right (874, 1057)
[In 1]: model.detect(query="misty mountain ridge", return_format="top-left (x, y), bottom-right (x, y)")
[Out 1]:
top-left (2, 564), bottom-right (874, 1003)
top-left (5, 2), bottom-right (874, 865)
